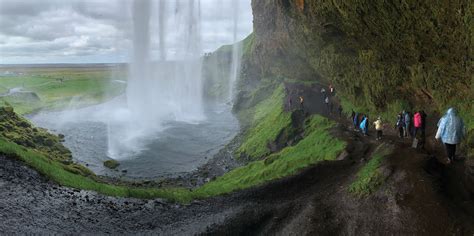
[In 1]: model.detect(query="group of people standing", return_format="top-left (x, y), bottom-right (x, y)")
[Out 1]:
top-left (352, 107), bottom-right (466, 164)
top-left (287, 84), bottom-right (467, 165)
top-left (321, 84), bottom-right (342, 116)
top-left (351, 112), bottom-right (383, 139)
top-left (395, 110), bottom-right (427, 140)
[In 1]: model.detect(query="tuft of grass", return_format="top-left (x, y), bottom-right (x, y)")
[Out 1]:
top-left (196, 115), bottom-right (346, 198)
top-left (349, 143), bottom-right (394, 197)
top-left (236, 84), bottom-right (292, 159)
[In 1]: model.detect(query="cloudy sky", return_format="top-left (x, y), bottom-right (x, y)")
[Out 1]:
top-left (0, 0), bottom-right (253, 64)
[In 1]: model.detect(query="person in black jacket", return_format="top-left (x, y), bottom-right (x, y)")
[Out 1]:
top-left (420, 110), bottom-right (427, 148)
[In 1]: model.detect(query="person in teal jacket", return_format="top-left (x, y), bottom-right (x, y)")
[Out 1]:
top-left (435, 107), bottom-right (466, 163)
top-left (359, 115), bottom-right (368, 136)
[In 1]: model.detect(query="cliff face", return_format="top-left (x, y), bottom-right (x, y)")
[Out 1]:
top-left (244, 0), bottom-right (473, 155)
top-left (248, 0), bottom-right (472, 112)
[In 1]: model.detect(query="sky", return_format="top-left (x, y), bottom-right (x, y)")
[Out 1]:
top-left (0, 0), bottom-right (253, 64)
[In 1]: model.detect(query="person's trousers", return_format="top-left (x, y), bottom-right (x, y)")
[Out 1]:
top-left (376, 130), bottom-right (382, 139)
top-left (413, 127), bottom-right (421, 137)
top-left (445, 143), bottom-right (456, 161)
top-left (398, 127), bottom-right (403, 138)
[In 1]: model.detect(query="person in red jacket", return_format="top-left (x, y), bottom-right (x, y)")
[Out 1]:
top-left (413, 111), bottom-right (422, 137)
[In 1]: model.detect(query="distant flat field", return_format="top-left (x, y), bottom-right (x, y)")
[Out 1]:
top-left (0, 64), bottom-right (128, 114)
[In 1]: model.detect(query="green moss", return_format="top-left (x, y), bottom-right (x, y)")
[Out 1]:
top-left (103, 160), bottom-right (120, 169)
top-left (0, 106), bottom-right (73, 163)
top-left (196, 115), bottom-right (345, 197)
top-left (236, 84), bottom-right (292, 159)
top-left (0, 138), bottom-right (193, 202)
top-left (242, 33), bottom-right (255, 56)
top-left (349, 143), bottom-right (394, 197)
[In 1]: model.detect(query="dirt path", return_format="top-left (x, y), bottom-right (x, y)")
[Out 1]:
top-left (0, 82), bottom-right (473, 234)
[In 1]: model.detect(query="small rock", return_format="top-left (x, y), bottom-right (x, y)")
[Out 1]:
top-left (103, 160), bottom-right (120, 169)
top-left (336, 150), bottom-right (349, 160)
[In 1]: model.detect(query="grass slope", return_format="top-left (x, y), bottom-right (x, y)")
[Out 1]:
top-left (197, 115), bottom-right (346, 197)
top-left (349, 143), bottom-right (394, 197)
top-left (237, 85), bottom-right (292, 159)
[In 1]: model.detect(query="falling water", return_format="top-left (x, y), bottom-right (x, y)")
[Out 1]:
top-left (228, 0), bottom-right (243, 101)
top-left (107, 0), bottom-right (205, 159)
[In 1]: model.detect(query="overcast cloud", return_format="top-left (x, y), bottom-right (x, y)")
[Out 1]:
top-left (0, 0), bottom-right (253, 64)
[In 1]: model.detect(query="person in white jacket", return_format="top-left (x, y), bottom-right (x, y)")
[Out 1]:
top-left (435, 107), bottom-right (466, 164)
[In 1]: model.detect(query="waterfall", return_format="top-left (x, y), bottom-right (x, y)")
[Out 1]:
top-left (107, 0), bottom-right (204, 160)
top-left (106, 0), bottom-right (249, 160)
top-left (228, 0), bottom-right (243, 101)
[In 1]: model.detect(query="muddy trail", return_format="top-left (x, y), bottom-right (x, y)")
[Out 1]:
top-left (1, 82), bottom-right (473, 234)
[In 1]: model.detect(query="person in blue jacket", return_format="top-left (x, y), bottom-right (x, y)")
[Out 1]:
top-left (403, 111), bottom-right (411, 138)
top-left (359, 115), bottom-right (368, 136)
top-left (353, 112), bottom-right (359, 131)
top-left (435, 107), bottom-right (466, 164)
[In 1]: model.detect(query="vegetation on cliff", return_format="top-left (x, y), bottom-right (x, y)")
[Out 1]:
top-left (248, 0), bottom-right (473, 158)
top-left (0, 106), bottom-right (93, 177)
top-left (236, 84), bottom-right (292, 159)
top-left (193, 115), bottom-right (345, 198)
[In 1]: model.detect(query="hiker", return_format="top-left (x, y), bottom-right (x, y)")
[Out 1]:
top-left (299, 96), bottom-right (304, 110)
top-left (324, 96), bottom-right (330, 113)
top-left (365, 115), bottom-right (369, 135)
top-left (435, 107), bottom-right (466, 164)
top-left (396, 113), bottom-right (404, 138)
top-left (360, 115), bottom-right (368, 136)
top-left (373, 116), bottom-right (383, 140)
top-left (353, 112), bottom-right (359, 131)
top-left (413, 111), bottom-right (422, 137)
top-left (351, 110), bottom-right (355, 121)
top-left (329, 84), bottom-right (334, 95)
top-left (420, 110), bottom-right (427, 148)
top-left (321, 87), bottom-right (326, 95)
top-left (403, 111), bottom-right (411, 138)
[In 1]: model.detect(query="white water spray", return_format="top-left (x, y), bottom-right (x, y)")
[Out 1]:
top-left (108, 0), bottom-right (205, 159)
top-left (228, 0), bottom-right (243, 101)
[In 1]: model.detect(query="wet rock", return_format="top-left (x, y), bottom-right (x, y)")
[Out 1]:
top-left (103, 160), bottom-right (120, 169)
top-left (336, 150), bottom-right (349, 160)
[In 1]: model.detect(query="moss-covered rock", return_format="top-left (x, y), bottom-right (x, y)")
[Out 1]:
top-left (0, 106), bottom-right (71, 160)
top-left (103, 160), bottom-right (120, 169)
top-left (0, 106), bottom-right (95, 177)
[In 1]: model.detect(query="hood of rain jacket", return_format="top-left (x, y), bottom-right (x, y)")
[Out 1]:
top-left (436, 108), bottom-right (466, 144)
